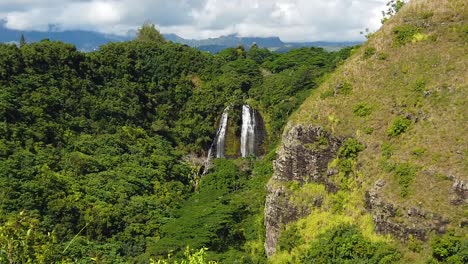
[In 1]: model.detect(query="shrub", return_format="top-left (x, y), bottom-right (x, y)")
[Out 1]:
top-left (320, 89), bottom-right (335, 99)
top-left (364, 127), bottom-right (374, 135)
top-left (412, 33), bottom-right (429, 43)
top-left (353, 102), bottom-right (373, 117)
top-left (413, 79), bottom-right (426, 92)
top-left (278, 225), bottom-right (303, 253)
top-left (394, 163), bottom-right (417, 197)
top-left (363, 47), bottom-right (376, 59)
top-left (431, 232), bottom-right (468, 263)
top-left (338, 158), bottom-right (354, 176)
top-left (333, 138), bottom-right (364, 178)
top-left (412, 147), bottom-right (426, 157)
top-left (408, 234), bottom-right (423, 253)
top-left (328, 191), bottom-right (349, 213)
top-left (338, 138), bottom-right (365, 159)
top-left (300, 225), bottom-right (401, 263)
top-left (305, 136), bottom-right (329, 151)
top-left (421, 11), bottom-right (434, 19)
top-left (393, 24), bottom-right (420, 46)
top-left (378, 53), bottom-right (388, 60)
top-left (382, 142), bottom-right (394, 159)
top-left (387, 116), bottom-right (411, 137)
top-left (339, 81), bottom-right (353, 95)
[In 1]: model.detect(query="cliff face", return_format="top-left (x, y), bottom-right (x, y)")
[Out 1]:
top-left (264, 124), bottom-right (341, 257)
top-left (265, 125), bottom-right (461, 258)
top-left (365, 180), bottom-right (450, 241)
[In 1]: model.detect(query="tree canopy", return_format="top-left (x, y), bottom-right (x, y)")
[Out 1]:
top-left (0, 38), bottom-right (352, 262)
top-left (136, 22), bottom-right (166, 43)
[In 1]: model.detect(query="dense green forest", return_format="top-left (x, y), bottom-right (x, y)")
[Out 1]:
top-left (0, 31), bottom-right (352, 263)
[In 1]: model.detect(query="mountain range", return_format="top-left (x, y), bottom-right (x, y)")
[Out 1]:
top-left (0, 20), bottom-right (361, 53)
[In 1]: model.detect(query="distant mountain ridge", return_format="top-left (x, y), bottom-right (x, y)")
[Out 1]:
top-left (0, 21), bottom-right (361, 52)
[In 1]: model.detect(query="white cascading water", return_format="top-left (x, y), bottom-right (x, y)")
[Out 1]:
top-left (241, 105), bottom-right (256, 157)
top-left (203, 106), bottom-right (230, 175)
top-left (215, 107), bottom-right (229, 158)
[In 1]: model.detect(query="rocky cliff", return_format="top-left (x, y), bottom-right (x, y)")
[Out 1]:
top-left (264, 124), bottom-right (341, 256)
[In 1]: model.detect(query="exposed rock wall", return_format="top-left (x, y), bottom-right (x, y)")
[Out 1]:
top-left (264, 124), bottom-right (341, 257)
top-left (264, 124), bottom-right (455, 258)
top-left (365, 180), bottom-right (450, 241)
top-left (450, 178), bottom-right (468, 205)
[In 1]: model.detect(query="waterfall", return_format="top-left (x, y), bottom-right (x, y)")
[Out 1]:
top-left (208, 106), bottom-right (230, 159)
top-left (241, 105), bottom-right (256, 157)
top-left (215, 107), bottom-right (229, 158)
top-left (203, 106), bottom-right (230, 174)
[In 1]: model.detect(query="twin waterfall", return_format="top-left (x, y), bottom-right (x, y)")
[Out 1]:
top-left (240, 105), bottom-right (256, 157)
top-left (204, 105), bottom-right (263, 172)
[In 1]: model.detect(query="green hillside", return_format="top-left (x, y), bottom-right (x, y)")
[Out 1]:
top-left (0, 0), bottom-right (466, 263)
top-left (0, 25), bottom-right (351, 262)
top-left (270, 0), bottom-right (467, 263)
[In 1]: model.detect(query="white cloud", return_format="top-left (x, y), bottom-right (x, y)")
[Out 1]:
top-left (0, 0), bottom-right (388, 41)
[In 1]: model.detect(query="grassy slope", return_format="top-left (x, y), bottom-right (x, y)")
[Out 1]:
top-left (276, 0), bottom-right (466, 262)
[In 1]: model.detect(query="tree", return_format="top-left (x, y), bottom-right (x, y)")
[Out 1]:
top-left (381, 0), bottom-right (406, 24)
top-left (136, 21), bottom-right (166, 43)
top-left (19, 33), bottom-right (26, 47)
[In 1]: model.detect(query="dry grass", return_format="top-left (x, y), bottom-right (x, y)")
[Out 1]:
top-left (284, 0), bottom-right (467, 261)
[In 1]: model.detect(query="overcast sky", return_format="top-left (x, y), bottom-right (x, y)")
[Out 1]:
top-left (0, 0), bottom-right (388, 41)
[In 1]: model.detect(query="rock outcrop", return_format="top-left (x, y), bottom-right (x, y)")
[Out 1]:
top-left (450, 178), bottom-right (468, 205)
top-left (365, 180), bottom-right (450, 241)
top-left (264, 124), bottom-right (341, 257)
top-left (264, 124), bottom-right (454, 258)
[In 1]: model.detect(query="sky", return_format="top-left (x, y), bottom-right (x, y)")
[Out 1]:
top-left (0, 0), bottom-right (389, 42)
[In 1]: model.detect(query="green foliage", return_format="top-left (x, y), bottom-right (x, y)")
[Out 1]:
top-left (0, 211), bottom-right (57, 263)
top-left (382, 142), bottom-right (394, 159)
top-left (364, 127), bottom-right (374, 135)
top-left (378, 53), bottom-right (388, 60)
top-left (413, 79), bottom-right (426, 92)
top-left (0, 35), bottom-right (350, 262)
top-left (387, 116), bottom-right (412, 136)
top-left (249, 47), bottom-right (351, 137)
top-left (136, 22), bottom-right (166, 43)
top-left (353, 102), bottom-right (373, 117)
top-left (412, 147), bottom-right (426, 157)
top-left (337, 81), bottom-right (353, 95)
top-left (278, 225), bottom-right (303, 253)
top-left (148, 160), bottom-right (243, 255)
top-left (246, 47), bottom-right (278, 64)
top-left (152, 247), bottom-right (218, 264)
top-left (408, 234), bottom-right (423, 253)
top-left (393, 163), bottom-right (417, 197)
top-left (20, 34), bottom-right (26, 47)
top-left (330, 138), bottom-right (364, 180)
top-left (300, 225), bottom-right (401, 263)
top-left (393, 24), bottom-right (420, 46)
top-left (338, 138), bottom-right (365, 160)
top-left (328, 191), bottom-right (349, 214)
top-left (412, 33), bottom-right (429, 43)
top-left (305, 136), bottom-right (329, 151)
top-left (320, 89), bottom-right (335, 99)
top-left (363, 47), bottom-right (376, 59)
top-left (431, 232), bottom-right (468, 263)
